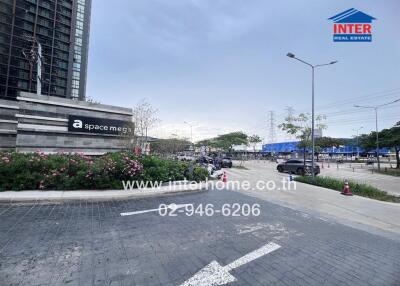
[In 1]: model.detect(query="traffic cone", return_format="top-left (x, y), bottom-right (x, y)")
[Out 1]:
top-left (222, 171), bottom-right (227, 183)
top-left (341, 180), bottom-right (353, 196)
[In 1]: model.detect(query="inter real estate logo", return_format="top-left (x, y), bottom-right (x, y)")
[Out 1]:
top-left (328, 8), bottom-right (376, 42)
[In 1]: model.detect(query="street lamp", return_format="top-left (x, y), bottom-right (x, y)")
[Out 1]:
top-left (352, 126), bottom-right (363, 158)
top-left (286, 53), bottom-right (337, 178)
top-left (354, 98), bottom-right (400, 171)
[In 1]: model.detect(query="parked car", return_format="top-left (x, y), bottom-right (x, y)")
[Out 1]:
top-left (276, 159), bottom-right (320, 176)
top-left (197, 156), bottom-right (214, 164)
top-left (220, 157), bottom-right (233, 168)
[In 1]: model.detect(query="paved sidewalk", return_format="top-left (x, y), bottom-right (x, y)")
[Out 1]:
top-left (227, 161), bottom-right (400, 237)
top-left (319, 162), bottom-right (400, 196)
top-left (0, 182), bottom-right (209, 202)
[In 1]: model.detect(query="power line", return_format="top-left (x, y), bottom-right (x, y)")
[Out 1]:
top-left (276, 88), bottom-right (400, 118)
top-left (325, 115), bottom-right (399, 126)
top-left (324, 105), bottom-right (399, 118)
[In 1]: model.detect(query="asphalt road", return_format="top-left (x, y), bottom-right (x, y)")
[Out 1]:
top-left (0, 190), bottom-right (399, 286)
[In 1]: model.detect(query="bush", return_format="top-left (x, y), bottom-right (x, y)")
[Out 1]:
top-left (294, 175), bottom-right (400, 203)
top-left (0, 151), bottom-right (208, 191)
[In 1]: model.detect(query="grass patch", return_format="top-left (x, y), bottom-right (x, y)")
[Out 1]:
top-left (294, 175), bottom-right (400, 203)
top-left (375, 168), bottom-right (400, 177)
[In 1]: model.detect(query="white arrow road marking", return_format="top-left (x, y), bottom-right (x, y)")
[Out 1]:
top-left (120, 203), bottom-right (191, 216)
top-left (180, 242), bottom-right (281, 286)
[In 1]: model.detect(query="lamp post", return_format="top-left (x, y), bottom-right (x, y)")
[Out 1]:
top-left (286, 53), bottom-right (337, 178)
top-left (352, 126), bottom-right (363, 158)
top-left (354, 99), bottom-right (400, 171)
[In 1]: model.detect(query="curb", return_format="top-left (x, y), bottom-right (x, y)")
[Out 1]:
top-left (0, 182), bottom-right (210, 203)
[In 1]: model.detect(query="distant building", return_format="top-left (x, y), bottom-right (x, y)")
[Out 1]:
top-left (0, 0), bottom-right (92, 100)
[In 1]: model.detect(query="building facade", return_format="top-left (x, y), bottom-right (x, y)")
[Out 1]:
top-left (0, 0), bottom-right (91, 101)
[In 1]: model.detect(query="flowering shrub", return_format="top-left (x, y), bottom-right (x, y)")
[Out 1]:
top-left (0, 151), bottom-right (208, 191)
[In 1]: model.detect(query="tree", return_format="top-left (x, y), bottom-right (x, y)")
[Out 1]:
top-left (132, 100), bottom-right (159, 148)
top-left (196, 132), bottom-right (248, 154)
top-left (151, 138), bottom-right (191, 155)
top-left (279, 113), bottom-right (326, 168)
top-left (377, 122), bottom-right (400, 168)
top-left (120, 121), bottom-right (136, 151)
top-left (214, 132), bottom-right (248, 153)
top-left (314, 137), bottom-right (345, 161)
top-left (359, 121), bottom-right (400, 168)
top-left (248, 134), bottom-right (262, 157)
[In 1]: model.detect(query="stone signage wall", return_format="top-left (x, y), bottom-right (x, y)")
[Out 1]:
top-left (0, 92), bottom-right (133, 155)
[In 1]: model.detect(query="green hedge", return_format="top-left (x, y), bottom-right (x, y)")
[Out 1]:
top-left (294, 176), bottom-right (400, 203)
top-left (0, 152), bottom-right (208, 191)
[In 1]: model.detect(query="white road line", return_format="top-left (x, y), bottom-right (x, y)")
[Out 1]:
top-left (225, 242), bottom-right (281, 270)
top-left (180, 242), bottom-right (281, 286)
top-left (120, 207), bottom-right (161, 216)
top-left (120, 203), bottom-right (191, 216)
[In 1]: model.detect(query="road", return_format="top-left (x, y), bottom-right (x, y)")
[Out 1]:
top-left (0, 189), bottom-right (399, 286)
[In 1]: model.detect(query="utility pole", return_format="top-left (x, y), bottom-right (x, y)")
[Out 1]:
top-left (355, 98), bottom-right (400, 171)
top-left (267, 111), bottom-right (276, 143)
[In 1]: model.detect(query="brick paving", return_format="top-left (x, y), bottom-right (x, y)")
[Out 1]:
top-left (0, 190), bottom-right (399, 286)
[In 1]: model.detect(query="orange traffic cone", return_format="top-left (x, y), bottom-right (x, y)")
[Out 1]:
top-left (341, 180), bottom-right (353, 196)
top-left (222, 171), bottom-right (227, 183)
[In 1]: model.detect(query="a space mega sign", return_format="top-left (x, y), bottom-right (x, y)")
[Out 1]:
top-left (68, 115), bottom-right (133, 135)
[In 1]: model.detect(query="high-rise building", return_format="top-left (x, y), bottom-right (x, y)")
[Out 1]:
top-left (0, 0), bottom-right (91, 101)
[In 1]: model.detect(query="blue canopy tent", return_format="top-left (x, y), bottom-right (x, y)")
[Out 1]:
top-left (262, 141), bottom-right (391, 155)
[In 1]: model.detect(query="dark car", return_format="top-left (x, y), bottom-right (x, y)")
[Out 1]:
top-left (220, 157), bottom-right (233, 168)
top-left (197, 156), bottom-right (214, 164)
top-left (277, 159), bottom-right (320, 176)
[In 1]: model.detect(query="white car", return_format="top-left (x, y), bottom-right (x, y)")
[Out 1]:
top-left (177, 154), bottom-right (195, 161)
top-left (200, 163), bottom-right (223, 179)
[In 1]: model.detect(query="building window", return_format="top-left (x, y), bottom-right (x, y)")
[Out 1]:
top-left (72, 71), bottom-right (80, 80)
top-left (75, 37), bottom-right (82, 46)
top-left (76, 20), bottom-right (83, 30)
top-left (77, 12), bottom-right (84, 21)
top-left (72, 79), bottom-right (80, 88)
top-left (74, 53), bottom-right (81, 62)
top-left (71, 88), bottom-right (79, 98)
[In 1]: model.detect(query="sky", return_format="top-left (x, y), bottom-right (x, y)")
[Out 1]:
top-left (86, 0), bottom-right (400, 143)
